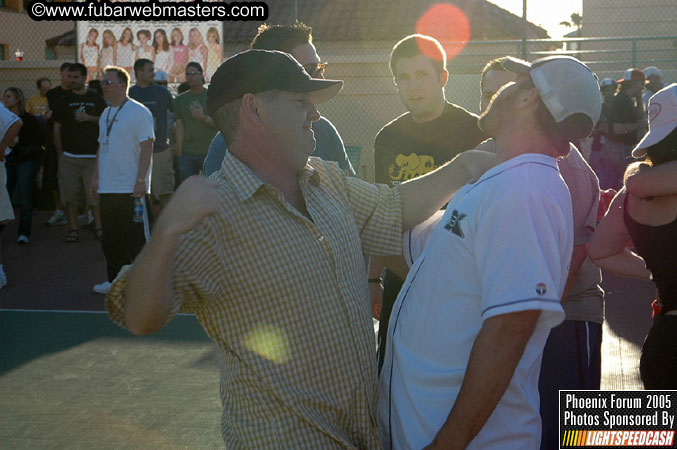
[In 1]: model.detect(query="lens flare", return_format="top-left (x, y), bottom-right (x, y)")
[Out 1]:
top-left (244, 324), bottom-right (289, 364)
top-left (415, 3), bottom-right (471, 61)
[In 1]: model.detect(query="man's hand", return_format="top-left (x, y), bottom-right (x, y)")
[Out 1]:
top-left (370, 281), bottom-right (384, 320)
top-left (133, 180), bottom-right (146, 198)
top-left (189, 102), bottom-right (207, 121)
top-left (155, 176), bottom-right (220, 237)
top-left (75, 111), bottom-right (96, 122)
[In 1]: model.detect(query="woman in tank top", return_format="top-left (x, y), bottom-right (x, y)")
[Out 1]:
top-left (81, 28), bottom-right (99, 82)
top-left (98, 30), bottom-right (117, 79)
top-left (206, 27), bottom-right (222, 83)
top-left (187, 28), bottom-right (208, 79)
top-left (169, 28), bottom-right (188, 83)
top-left (153, 29), bottom-right (172, 75)
top-left (136, 29), bottom-right (155, 62)
top-left (117, 27), bottom-right (136, 78)
top-left (590, 84), bottom-right (677, 389)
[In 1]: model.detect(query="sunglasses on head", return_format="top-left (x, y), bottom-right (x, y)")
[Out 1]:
top-left (303, 62), bottom-right (327, 78)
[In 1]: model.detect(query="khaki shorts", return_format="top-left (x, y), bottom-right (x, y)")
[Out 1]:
top-left (0, 162), bottom-right (15, 224)
top-left (151, 148), bottom-right (175, 198)
top-left (58, 154), bottom-right (99, 207)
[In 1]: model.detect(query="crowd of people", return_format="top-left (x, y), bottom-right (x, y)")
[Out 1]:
top-left (1, 22), bottom-right (676, 449)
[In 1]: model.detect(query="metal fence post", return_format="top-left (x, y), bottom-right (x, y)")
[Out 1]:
top-left (522, 0), bottom-right (528, 59)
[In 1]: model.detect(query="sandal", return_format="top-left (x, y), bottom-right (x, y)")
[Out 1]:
top-left (94, 228), bottom-right (103, 241)
top-left (65, 229), bottom-right (79, 243)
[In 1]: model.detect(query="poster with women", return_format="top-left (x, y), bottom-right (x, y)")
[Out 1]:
top-left (76, 21), bottom-right (223, 83)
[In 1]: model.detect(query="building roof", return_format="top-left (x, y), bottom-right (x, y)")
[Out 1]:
top-left (46, 30), bottom-right (76, 48)
top-left (223, 0), bottom-right (549, 43)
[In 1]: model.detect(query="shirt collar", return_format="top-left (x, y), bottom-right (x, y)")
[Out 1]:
top-left (298, 162), bottom-right (321, 188)
top-left (221, 151), bottom-right (321, 202)
top-left (487, 152), bottom-right (558, 177)
top-left (222, 150), bottom-right (265, 202)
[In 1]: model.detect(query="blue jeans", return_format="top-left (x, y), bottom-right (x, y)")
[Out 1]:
top-left (5, 155), bottom-right (38, 237)
top-left (539, 320), bottom-right (602, 450)
top-left (177, 154), bottom-right (206, 184)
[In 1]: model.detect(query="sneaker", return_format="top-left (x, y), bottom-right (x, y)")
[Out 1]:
top-left (92, 281), bottom-right (112, 294)
top-left (45, 210), bottom-right (67, 227)
top-left (0, 272), bottom-right (6, 289)
top-left (17, 235), bottom-right (29, 244)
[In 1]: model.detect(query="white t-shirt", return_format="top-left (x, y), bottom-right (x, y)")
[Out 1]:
top-left (378, 153), bottom-right (572, 450)
top-left (97, 98), bottom-right (154, 194)
top-left (0, 103), bottom-right (20, 157)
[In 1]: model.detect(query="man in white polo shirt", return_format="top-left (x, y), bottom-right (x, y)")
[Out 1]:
top-left (378, 56), bottom-right (602, 449)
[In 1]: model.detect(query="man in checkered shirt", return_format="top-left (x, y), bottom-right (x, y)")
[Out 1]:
top-left (105, 49), bottom-right (492, 448)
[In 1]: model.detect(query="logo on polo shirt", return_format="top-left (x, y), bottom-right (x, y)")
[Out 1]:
top-left (444, 209), bottom-right (467, 238)
top-left (536, 283), bottom-right (547, 295)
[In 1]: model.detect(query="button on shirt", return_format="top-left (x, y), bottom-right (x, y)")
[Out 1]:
top-left (106, 151), bottom-right (403, 448)
top-left (379, 153), bottom-right (571, 450)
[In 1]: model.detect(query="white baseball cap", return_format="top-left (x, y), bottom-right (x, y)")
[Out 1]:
top-left (502, 55), bottom-right (602, 140)
top-left (643, 66), bottom-right (662, 79)
top-left (632, 83), bottom-right (677, 158)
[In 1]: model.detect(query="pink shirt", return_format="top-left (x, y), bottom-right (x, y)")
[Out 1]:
top-left (172, 44), bottom-right (188, 65)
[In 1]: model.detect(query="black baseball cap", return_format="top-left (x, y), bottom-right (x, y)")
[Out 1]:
top-left (206, 49), bottom-right (343, 115)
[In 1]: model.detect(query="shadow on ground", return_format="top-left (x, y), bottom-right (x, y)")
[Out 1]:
top-left (0, 311), bottom-right (211, 375)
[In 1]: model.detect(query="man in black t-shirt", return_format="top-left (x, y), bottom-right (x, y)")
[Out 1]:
top-left (43, 62), bottom-right (72, 226)
top-left (370, 34), bottom-right (487, 370)
top-left (53, 63), bottom-right (106, 242)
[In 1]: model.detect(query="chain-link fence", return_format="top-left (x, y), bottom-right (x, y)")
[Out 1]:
top-left (1, 2), bottom-right (676, 180)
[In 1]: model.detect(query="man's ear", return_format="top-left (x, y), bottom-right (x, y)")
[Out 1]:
top-left (440, 69), bottom-right (449, 88)
top-left (241, 93), bottom-right (263, 125)
top-left (518, 87), bottom-right (540, 110)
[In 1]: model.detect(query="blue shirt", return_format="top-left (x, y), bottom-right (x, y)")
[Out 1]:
top-left (203, 116), bottom-right (355, 177)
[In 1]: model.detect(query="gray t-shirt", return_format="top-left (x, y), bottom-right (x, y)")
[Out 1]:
top-left (476, 139), bottom-right (604, 323)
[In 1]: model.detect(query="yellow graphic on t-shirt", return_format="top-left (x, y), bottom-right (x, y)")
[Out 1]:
top-left (389, 153), bottom-right (438, 182)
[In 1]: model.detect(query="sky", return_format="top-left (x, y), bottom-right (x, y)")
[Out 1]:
top-left (489, 0), bottom-right (583, 39)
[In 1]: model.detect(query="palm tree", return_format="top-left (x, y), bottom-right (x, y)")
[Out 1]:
top-left (560, 12), bottom-right (582, 35)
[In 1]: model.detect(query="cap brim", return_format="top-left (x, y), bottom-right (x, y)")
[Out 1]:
top-left (302, 79), bottom-right (343, 105)
top-left (632, 122), bottom-right (677, 158)
top-left (501, 57), bottom-right (532, 76)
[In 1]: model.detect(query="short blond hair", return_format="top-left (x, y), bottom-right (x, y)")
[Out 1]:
top-left (103, 65), bottom-right (130, 91)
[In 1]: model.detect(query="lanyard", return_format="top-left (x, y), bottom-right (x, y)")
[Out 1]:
top-left (105, 98), bottom-right (128, 139)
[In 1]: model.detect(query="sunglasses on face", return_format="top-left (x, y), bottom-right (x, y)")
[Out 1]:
top-left (303, 62), bottom-right (327, 78)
